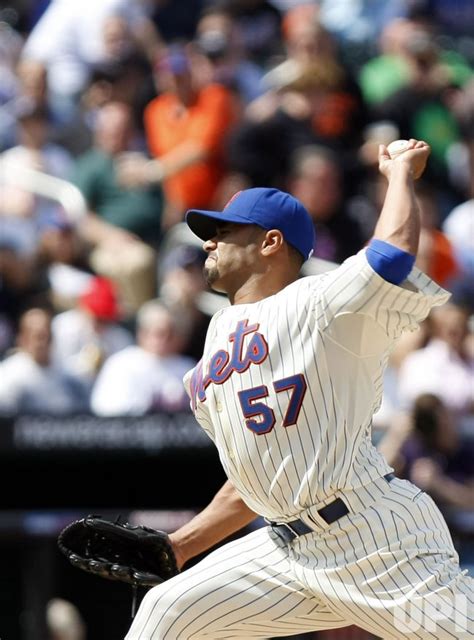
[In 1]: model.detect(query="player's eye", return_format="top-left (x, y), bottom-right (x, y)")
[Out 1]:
top-left (216, 225), bottom-right (231, 238)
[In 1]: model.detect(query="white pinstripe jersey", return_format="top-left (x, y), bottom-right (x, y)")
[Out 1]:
top-left (184, 251), bottom-right (450, 521)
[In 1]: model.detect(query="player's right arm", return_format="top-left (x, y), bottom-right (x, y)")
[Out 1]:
top-left (168, 480), bottom-right (258, 570)
top-left (372, 139), bottom-right (430, 256)
top-left (361, 140), bottom-right (430, 287)
top-left (314, 139), bottom-right (449, 350)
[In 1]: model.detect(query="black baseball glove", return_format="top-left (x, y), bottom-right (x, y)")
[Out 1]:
top-left (57, 515), bottom-right (179, 587)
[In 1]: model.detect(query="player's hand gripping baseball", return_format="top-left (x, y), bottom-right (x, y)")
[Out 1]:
top-left (378, 139), bottom-right (431, 181)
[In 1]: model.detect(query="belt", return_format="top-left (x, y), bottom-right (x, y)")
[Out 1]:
top-left (268, 473), bottom-right (396, 545)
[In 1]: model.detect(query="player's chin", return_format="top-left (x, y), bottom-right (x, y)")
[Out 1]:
top-left (204, 265), bottom-right (221, 289)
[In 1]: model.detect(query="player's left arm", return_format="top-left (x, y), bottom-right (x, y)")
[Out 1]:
top-left (168, 480), bottom-right (258, 570)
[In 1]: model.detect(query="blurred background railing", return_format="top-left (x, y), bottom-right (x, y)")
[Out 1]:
top-left (0, 160), bottom-right (88, 224)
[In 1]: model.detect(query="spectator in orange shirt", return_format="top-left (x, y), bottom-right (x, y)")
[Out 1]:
top-left (412, 182), bottom-right (460, 287)
top-left (117, 44), bottom-right (238, 229)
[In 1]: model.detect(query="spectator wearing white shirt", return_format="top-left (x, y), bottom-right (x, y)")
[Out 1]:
top-left (397, 303), bottom-right (474, 418)
top-left (91, 299), bottom-right (196, 416)
top-left (0, 308), bottom-right (88, 415)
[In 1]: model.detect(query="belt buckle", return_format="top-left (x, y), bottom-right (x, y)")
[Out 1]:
top-left (267, 520), bottom-right (298, 545)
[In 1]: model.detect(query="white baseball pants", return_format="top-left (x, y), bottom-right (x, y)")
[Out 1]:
top-left (125, 478), bottom-right (473, 639)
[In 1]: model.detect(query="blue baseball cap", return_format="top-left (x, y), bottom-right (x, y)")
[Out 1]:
top-left (185, 188), bottom-right (315, 261)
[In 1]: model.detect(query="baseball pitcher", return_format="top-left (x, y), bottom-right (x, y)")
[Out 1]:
top-left (121, 140), bottom-right (473, 638)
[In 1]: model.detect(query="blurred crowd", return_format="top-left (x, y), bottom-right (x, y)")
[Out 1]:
top-left (0, 0), bottom-right (473, 572)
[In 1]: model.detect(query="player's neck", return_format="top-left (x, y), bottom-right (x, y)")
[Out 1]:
top-left (229, 272), bottom-right (298, 305)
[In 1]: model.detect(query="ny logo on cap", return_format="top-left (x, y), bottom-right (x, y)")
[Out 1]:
top-left (224, 191), bottom-right (242, 209)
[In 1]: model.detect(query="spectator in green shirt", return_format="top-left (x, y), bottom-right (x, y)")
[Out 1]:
top-left (72, 101), bottom-right (163, 315)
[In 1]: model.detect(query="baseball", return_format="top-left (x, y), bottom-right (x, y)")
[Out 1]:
top-left (386, 139), bottom-right (411, 158)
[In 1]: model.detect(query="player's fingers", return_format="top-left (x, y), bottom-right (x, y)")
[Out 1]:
top-left (413, 139), bottom-right (428, 149)
top-left (378, 144), bottom-right (390, 160)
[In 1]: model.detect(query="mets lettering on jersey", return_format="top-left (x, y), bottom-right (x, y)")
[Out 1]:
top-left (190, 318), bottom-right (307, 434)
top-left (190, 319), bottom-right (269, 407)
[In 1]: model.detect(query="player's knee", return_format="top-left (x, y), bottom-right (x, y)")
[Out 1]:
top-left (131, 581), bottom-right (206, 639)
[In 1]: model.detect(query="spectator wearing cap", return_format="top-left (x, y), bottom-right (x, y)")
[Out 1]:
top-left (116, 43), bottom-right (238, 229)
top-left (51, 275), bottom-right (133, 391)
top-left (90, 298), bottom-right (196, 416)
top-left (0, 308), bottom-right (88, 415)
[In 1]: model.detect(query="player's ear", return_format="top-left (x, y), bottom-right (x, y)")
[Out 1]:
top-left (261, 229), bottom-right (284, 257)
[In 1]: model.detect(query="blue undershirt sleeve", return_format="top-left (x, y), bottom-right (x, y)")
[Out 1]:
top-left (366, 239), bottom-right (416, 285)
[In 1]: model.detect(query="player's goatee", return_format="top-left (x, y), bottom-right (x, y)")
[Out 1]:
top-left (204, 264), bottom-right (219, 286)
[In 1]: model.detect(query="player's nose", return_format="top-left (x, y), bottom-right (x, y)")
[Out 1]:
top-left (203, 238), bottom-right (217, 252)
